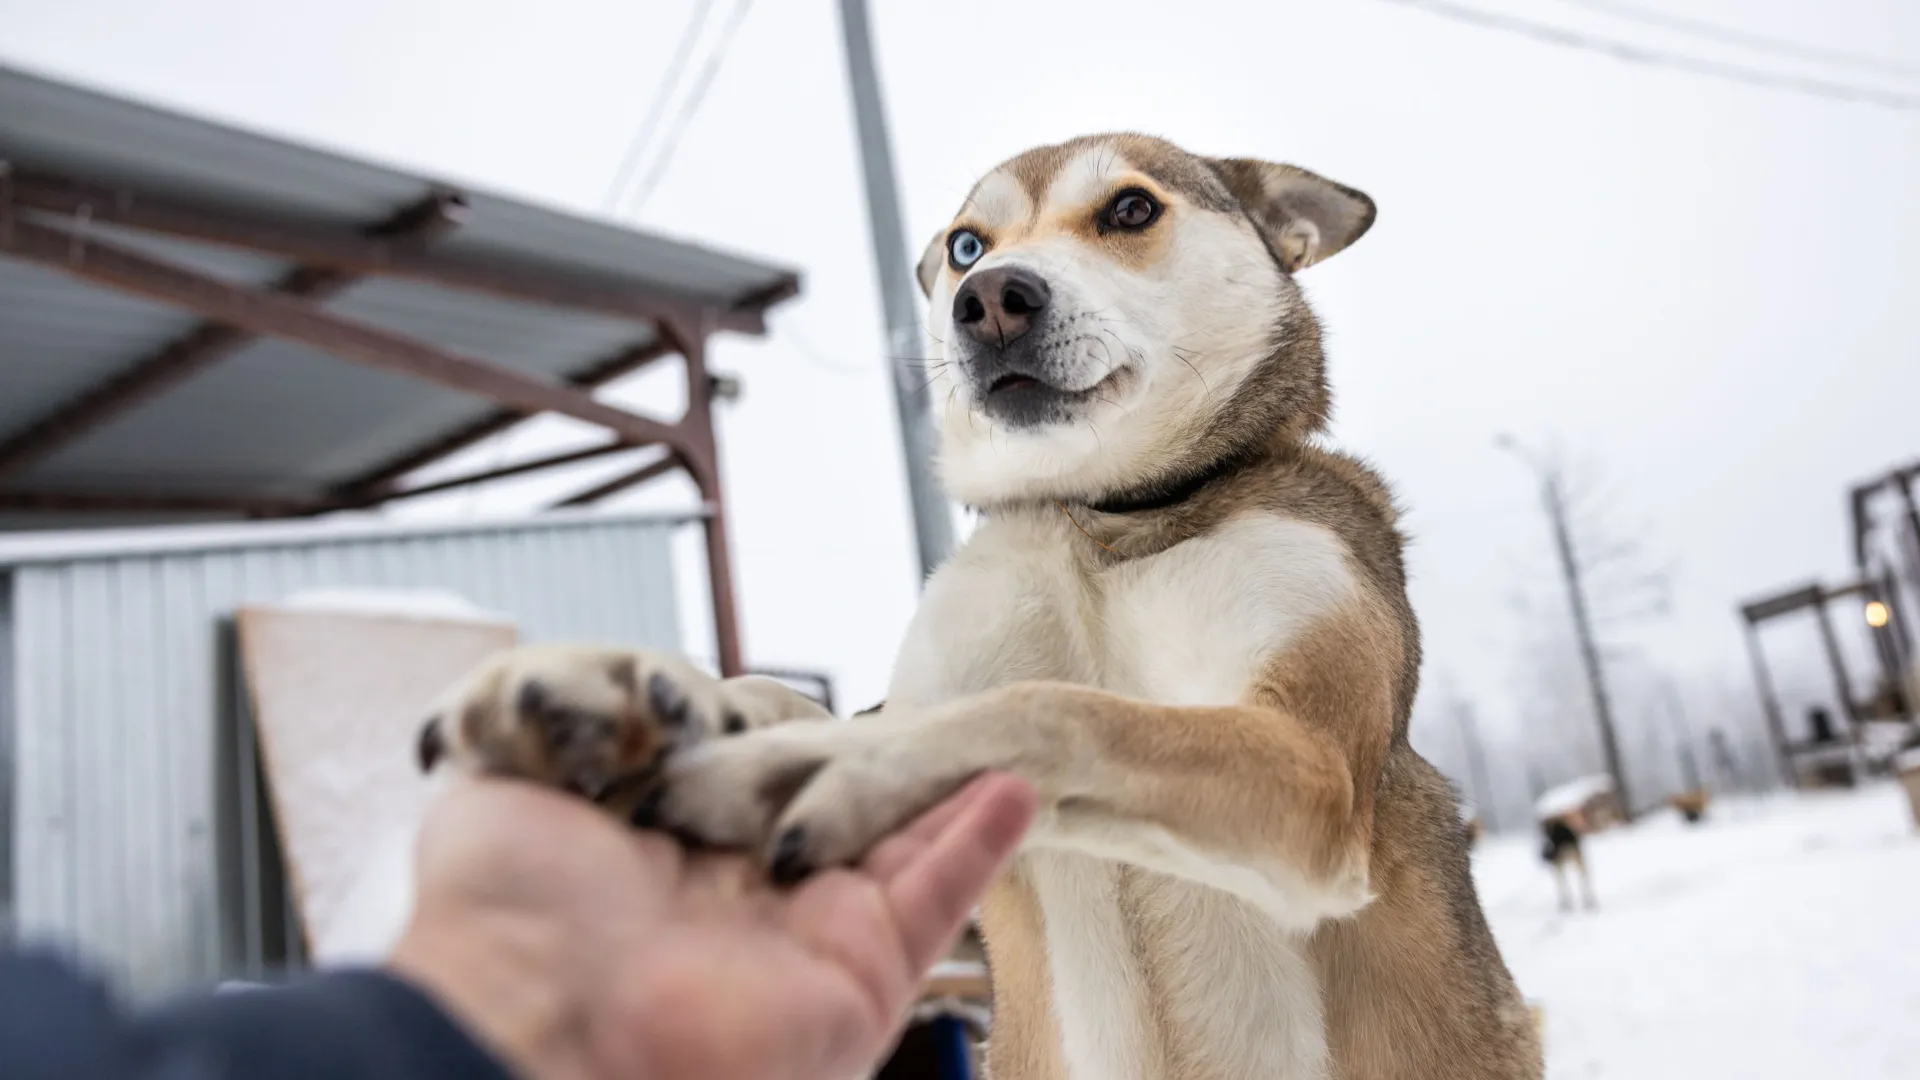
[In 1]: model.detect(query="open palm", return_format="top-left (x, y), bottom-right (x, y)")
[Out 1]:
top-left (394, 772), bottom-right (1032, 1080)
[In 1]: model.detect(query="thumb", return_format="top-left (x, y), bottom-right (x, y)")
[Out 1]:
top-left (884, 773), bottom-right (1036, 972)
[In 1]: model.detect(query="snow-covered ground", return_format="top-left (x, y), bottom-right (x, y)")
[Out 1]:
top-left (1472, 782), bottom-right (1920, 1078)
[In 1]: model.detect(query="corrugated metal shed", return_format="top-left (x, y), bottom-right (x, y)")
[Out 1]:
top-left (0, 508), bottom-right (690, 995)
top-left (0, 61), bottom-right (800, 526)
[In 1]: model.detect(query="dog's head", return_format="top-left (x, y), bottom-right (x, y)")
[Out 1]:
top-left (917, 133), bottom-right (1374, 507)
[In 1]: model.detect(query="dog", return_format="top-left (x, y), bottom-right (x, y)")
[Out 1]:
top-left (416, 133), bottom-right (1540, 1079)
top-left (1539, 815), bottom-right (1596, 913)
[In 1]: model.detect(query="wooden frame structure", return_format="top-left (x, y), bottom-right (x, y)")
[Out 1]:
top-left (1739, 576), bottom-right (1915, 786)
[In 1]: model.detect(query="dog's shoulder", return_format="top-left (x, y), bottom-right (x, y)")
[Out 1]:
top-left (1229, 443), bottom-right (1423, 731)
top-left (1233, 443), bottom-right (1411, 592)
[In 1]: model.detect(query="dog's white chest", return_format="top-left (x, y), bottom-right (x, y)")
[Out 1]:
top-left (1100, 514), bottom-right (1354, 704)
top-left (889, 512), bottom-right (1353, 708)
top-left (1025, 852), bottom-right (1332, 1080)
top-left (887, 515), bottom-right (1101, 705)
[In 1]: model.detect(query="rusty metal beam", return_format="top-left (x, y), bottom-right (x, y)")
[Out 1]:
top-left (332, 336), bottom-right (678, 501)
top-left (2, 440), bottom-right (651, 521)
top-left (0, 191), bottom-right (467, 480)
top-left (5, 167), bottom-right (785, 335)
top-left (1739, 583), bottom-right (1825, 625)
top-left (675, 322), bottom-right (747, 680)
top-left (0, 488), bottom-right (315, 515)
top-left (343, 438), bottom-right (643, 510)
top-left (549, 451), bottom-right (684, 509)
top-left (0, 211), bottom-right (686, 449)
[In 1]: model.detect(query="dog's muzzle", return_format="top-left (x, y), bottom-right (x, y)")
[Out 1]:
top-left (951, 266), bottom-right (1094, 429)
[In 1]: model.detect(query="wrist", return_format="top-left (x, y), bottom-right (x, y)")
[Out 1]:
top-left (388, 910), bottom-right (592, 1080)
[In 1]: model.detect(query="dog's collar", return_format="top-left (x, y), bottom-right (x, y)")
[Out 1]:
top-left (1084, 447), bottom-right (1259, 516)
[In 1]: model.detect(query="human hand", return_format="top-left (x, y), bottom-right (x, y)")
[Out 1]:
top-left (387, 770), bottom-right (1035, 1080)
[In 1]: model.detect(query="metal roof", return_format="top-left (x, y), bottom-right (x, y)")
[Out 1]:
top-left (0, 61), bottom-right (801, 530)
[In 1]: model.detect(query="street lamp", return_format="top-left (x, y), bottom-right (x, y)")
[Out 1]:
top-left (1865, 600), bottom-right (1891, 629)
top-left (1495, 433), bottom-right (1634, 821)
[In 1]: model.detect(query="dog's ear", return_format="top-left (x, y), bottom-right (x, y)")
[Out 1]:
top-left (916, 229), bottom-right (946, 298)
top-left (1208, 159), bottom-right (1375, 273)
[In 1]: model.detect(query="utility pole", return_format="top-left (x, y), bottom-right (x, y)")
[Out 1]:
top-left (837, 0), bottom-right (955, 582)
top-left (1498, 436), bottom-right (1634, 821)
top-left (1453, 698), bottom-right (1498, 832)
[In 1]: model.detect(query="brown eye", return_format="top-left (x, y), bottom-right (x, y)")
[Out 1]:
top-left (1102, 189), bottom-right (1160, 231)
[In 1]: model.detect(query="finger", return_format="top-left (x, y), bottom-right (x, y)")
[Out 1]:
top-left (861, 772), bottom-right (1001, 883)
top-left (884, 773), bottom-right (1036, 972)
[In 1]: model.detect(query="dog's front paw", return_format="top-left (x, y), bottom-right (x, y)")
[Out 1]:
top-left (647, 721), bottom-right (981, 884)
top-left (417, 645), bottom-right (736, 808)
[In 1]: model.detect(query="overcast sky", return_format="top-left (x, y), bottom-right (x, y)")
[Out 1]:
top-left (7, 0), bottom-right (1917, 761)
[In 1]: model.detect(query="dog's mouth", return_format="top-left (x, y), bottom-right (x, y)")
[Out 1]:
top-left (987, 373), bottom-right (1044, 396)
top-left (976, 365), bottom-right (1129, 428)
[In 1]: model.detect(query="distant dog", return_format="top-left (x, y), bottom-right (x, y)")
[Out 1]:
top-left (1669, 789), bottom-right (1709, 824)
top-left (1539, 815), bottom-right (1596, 912)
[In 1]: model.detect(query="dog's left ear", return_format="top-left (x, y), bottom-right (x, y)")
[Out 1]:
top-left (1208, 159), bottom-right (1376, 273)
top-left (915, 229), bottom-right (946, 298)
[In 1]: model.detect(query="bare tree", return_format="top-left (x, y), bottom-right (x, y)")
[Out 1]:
top-left (1498, 441), bottom-right (1677, 817)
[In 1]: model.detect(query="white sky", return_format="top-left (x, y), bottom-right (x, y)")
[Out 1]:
top-left (6, 0), bottom-right (1917, 754)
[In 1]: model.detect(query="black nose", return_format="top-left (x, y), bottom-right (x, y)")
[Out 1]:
top-left (953, 266), bottom-right (1051, 348)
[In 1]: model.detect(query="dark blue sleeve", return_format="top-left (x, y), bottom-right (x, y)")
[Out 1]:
top-left (0, 946), bottom-right (517, 1080)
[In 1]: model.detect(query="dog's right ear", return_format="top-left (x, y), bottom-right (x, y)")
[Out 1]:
top-left (416, 716), bottom-right (446, 773)
top-left (916, 229), bottom-right (946, 298)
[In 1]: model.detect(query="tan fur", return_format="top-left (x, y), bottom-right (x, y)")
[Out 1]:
top-left (424, 133), bottom-right (1538, 1079)
top-left (978, 868), bottom-right (1070, 1080)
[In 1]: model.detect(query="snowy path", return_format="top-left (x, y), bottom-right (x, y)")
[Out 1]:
top-left (1471, 783), bottom-right (1920, 1078)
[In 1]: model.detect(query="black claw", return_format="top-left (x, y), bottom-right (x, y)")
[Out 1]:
top-left (629, 787), bottom-right (665, 830)
top-left (516, 679), bottom-right (551, 716)
top-left (768, 826), bottom-right (811, 887)
top-left (648, 672), bottom-right (693, 728)
top-left (668, 825), bottom-right (713, 852)
top-left (415, 718), bottom-right (445, 773)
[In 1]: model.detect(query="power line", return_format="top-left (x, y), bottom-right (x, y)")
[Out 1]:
top-left (1375, 0), bottom-right (1920, 111)
top-left (619, 0), bottom-right (758, 216)
top-left (781, 323), bottom-right (879, 378)
top-left (1553, 0), bottom-right (1920, 79)
top-left (601, 0), bottom-right (715, 213)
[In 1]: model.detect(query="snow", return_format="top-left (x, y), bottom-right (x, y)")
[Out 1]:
top-left (276, 586), bottom-right (511, 625)
top-left (1473, 782), bottom-right (1920, 1078)
top-left (306, 775), bottom-right (442, 965)
top-left (1534, 774), bottom-right (1615, 819)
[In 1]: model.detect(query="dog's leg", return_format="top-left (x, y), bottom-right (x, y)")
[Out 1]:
top-left (1551, 863), bottom-right (1573, 913)
top-left (1573, 849), bottom-right (1597, 911)
top-left (650, 672), bottom-right (1388, 925)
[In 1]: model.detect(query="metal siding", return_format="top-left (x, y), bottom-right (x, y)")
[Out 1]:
top-left (5, 514), bottom-right (682, 995)
top-left (0, 575), bottom-right (13, 924)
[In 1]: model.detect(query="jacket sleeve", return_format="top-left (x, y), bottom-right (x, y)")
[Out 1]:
top-left (0, 946), bottom-right (517, 1080)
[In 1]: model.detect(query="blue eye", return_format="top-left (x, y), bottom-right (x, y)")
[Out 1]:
top-left (948, 229), bottom-right (986, 270)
